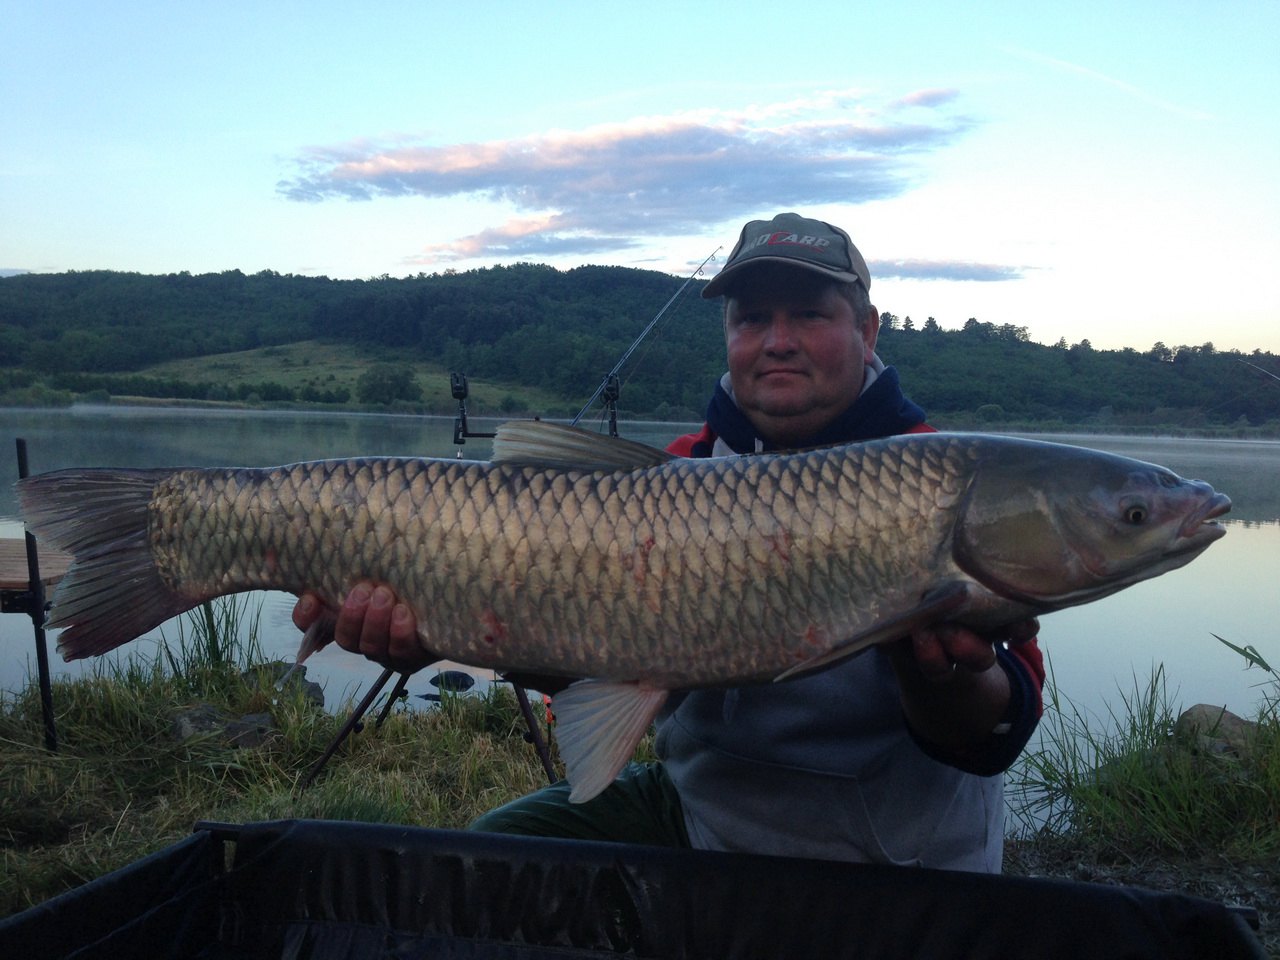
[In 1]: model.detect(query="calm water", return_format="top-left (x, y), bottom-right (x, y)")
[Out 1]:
top-left (1, 406), bottom-right (1277, 723)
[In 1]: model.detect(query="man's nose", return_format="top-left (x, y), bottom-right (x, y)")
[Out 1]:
top-left (763, 315), bottom-right (797, 352)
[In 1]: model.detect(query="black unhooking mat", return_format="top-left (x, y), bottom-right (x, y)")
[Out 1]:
top-left (0, 819), bottom-right (1265, 959)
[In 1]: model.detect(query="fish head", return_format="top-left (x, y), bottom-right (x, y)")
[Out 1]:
top-left (953, 441), bottom-right (1231, 608)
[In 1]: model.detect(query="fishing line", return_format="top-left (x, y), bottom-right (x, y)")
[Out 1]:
top-left (1200, 358), bottom-right (1280, 418)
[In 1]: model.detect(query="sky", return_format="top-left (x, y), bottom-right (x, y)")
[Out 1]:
top-left (3, 1), bottom-right (1278, 355)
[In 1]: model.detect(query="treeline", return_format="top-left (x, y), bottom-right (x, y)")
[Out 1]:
top-left (1, 265), bottom-right (1278, 429)
top-left (0, 269), bottom-right (338, 371)
top-left (876, 316), bottom-right (1278, 429)
top-left (309, 263), bottom-right (725, 413)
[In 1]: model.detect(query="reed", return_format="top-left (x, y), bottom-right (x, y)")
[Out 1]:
top-left (1007, 645), bottom-right (1280, 860)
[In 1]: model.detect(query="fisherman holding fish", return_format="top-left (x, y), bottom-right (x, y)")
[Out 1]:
top-left (22, 212), bottom-right (1228, 868)
top-left (293, 213), bottom-right (1047, 872)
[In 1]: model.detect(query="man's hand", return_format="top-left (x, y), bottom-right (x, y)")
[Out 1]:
top-left (292, 583), bottom-right (433, 674)
top-left (888, 618), bottom-right (1038, 749)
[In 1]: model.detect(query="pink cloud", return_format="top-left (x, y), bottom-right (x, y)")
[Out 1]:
top-left (278, 94), bottom-right (975, 265)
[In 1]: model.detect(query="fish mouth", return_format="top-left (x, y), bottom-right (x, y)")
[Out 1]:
top-left (1177, 493), bottom-right (1232, 541)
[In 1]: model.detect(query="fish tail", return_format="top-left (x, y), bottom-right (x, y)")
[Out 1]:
top-left (17, 468), bottom-right (201, 660)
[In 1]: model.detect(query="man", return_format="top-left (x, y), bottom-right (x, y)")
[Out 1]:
top-left (293, 212), bottom-right (1044, 872)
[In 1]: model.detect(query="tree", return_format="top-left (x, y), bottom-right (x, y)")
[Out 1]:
top-left (961, 318), bottom-right (995, 340)
top-left (356, 364), bottom-right (423, 405)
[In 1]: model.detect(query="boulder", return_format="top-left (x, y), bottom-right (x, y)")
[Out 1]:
top-left (1174, 704), bottom-right (1258, 759)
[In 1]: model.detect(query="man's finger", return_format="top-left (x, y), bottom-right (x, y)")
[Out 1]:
top-left (1006, 618), bottom-right (1040, 645)
top-left (357, 585), bottom-right (396, 656)
top-left (908, 629), bottom-right (956, 681)
top-left (938, 625), bottom-right (998, 672)
top-left (332, 583), bottom-right (372, 651)
top-left (387, 603), bottom-right (418, 659)
top-left (292, 593), bottom-right (320, 631)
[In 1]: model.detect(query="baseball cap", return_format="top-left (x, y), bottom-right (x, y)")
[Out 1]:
top-left (701, 212), bottom-right (871, 299)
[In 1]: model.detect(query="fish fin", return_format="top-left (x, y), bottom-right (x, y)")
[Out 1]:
top-left (550, 679), bottom-right (668, 803)
top-left (16, 469), bottom-right (203, 659)
top-left (773, 583), bottom-right (972, 682)
top-left (292, 619), bottom-right (333, 666)
top-left (492, 421), bottom-right (675, 470)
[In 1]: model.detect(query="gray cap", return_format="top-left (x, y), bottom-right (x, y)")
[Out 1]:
top-left (701, 212), bottom-right (871, 299)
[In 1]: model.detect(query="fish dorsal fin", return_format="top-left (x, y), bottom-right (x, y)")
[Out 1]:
top-left (492, 421), bottom-right (675, 471)
top-left (772, 583), bottom-right (972, 682)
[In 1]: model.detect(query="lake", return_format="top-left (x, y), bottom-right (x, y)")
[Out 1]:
top-left (1, 405), bottom-right (1277, 726)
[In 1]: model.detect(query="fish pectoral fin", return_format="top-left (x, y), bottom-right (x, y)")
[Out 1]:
top-left (773, 583), bottom-right (972, 682)
top-left (492, 421), bottom-right (675, 470)
top-left (292, 619), bottom-right (333, 666)
top-left (550, 679), bottom-right (669, 803)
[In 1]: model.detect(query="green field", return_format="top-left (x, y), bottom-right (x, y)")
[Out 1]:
top-left (139, 340), bottom-right (574, 416)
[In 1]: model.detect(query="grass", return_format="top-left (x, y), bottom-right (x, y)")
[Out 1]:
top-left (0, 598), bottom-right (553, 916)
top-left (1007, 649), bottom-right (1280, 861)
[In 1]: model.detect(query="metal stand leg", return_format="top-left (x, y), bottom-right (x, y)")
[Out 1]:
top-left (299, 667), bottom-right (403, 790)
top-left (14, 439), bottom-right (57, 752)
top-left (512, 684), bottom-right (557, 783)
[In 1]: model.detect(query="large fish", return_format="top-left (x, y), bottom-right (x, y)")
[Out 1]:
top-left (17, 423), bottom-right (1230, 800)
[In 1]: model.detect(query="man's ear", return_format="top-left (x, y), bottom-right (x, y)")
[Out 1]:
top-left (864, 305), bottom-right (881, 350)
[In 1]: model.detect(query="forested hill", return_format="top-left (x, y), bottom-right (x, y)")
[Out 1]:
top-left (1, 264), bottom-right (1277, 431)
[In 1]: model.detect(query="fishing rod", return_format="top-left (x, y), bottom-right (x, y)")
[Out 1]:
top-left (451, 247), bottom-right (719, 443)
top-left (571, 247), bottom-right (720, 432)
top-left (1238, 357), bottom-right (1280, 385)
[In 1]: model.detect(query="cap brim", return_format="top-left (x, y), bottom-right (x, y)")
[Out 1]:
top-left (701, 257), bottom-right (864, 299)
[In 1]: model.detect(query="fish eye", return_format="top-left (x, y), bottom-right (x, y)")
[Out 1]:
top-left (1124, 504), bottom-right (1148, 525)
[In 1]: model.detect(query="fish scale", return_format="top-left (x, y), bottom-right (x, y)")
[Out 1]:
top-left (16, 423), bottom-right (1229, 800)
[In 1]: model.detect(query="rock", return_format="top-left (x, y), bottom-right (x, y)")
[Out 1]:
top-left (224, 712), bottom-right (276, 748)
top-left (171, 703), bottom-right (230, 742)
top-left (171, 703), bottom-right (279, 748)
top-left (1175, 704), bottom-right (1258, 759)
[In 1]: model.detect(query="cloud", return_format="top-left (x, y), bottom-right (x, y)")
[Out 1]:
top-left (278, 91), bottom-right (974, 265)
top-left (871, 259), bottom-right (1024, 282)
top-left (890, 89), bottom-right (961, 110)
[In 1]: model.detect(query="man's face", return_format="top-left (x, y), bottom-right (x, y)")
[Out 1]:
top-left (724, 264), bottom-right (878, 447)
